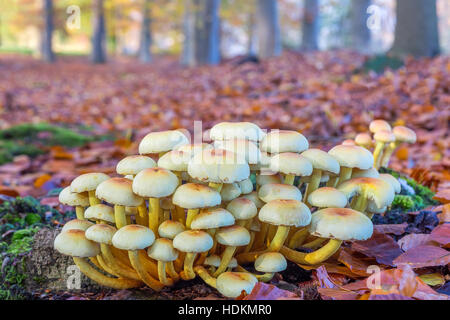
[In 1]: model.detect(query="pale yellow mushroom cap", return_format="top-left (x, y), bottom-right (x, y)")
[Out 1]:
top-left (215, 225), bottom-right (250, 246)
top-left (307, 187), bottom-right (348, 208)
top-left (260, 130), bottom-right (309, 154)
top-left (112, 224), bottom-right (155, 250)
top-left (216, 272), bottom-right (257, 298)
top-left (226, 197), bottom-right (258, 220)
top-left (355, 133), bottom-right (373, 148)
top-left (210, 122), bottom-right (265, 142)
top-left (116, 155), bottom-right (156, 176)
top-left (61, 219), bottom-right (94, 233)
top-left (367, 201), bottom-right (387, 214)
top-left (238, 178), bottom-right (253, 194)
top-left (351, 167), bottom-right (380, 179)
top-left (301, 148), bottom-right (340, 175)
top-left (214, 139), bottom-right (261, 164)
top-left (54, 229), bottom-right (100, 258)
top-left (157, 150), bottom-right (191, 172)
top-left (249, 151), bottom-right (272, 172)
top-left (374, 130), bottom-right (395, 143)
top-left (204, 255), bottom-right (237, 268)
top-left (220, 183), bottom-right (242, 202)
top-left (328, 145), bottom-right (373, 170)
top-left (85, 223), bottom-right (117, 245)
top-left (255, 252), bottom-right (287, 273)
top-left (132, 167), bottom-right (179, 198)
top-left (241, 191), bottom-right (265, 209)
top-left (270, 152), bottom-right (313, 176)
top-left (70, 172), bottom-right (110, 193)
top-left (342, 139), bottom-right (356, 146)
top-left (175, 143), bottom-right (213, 158)
top-left (96, 178), bottom-right (143, 207)
top-left (172, 183), bottom-right (221, 209)
top-left (338, 177), bottom-right (395, 209)
top-left (378, 173), bottom-right (401, 194)
top-left (191, 208), bottom-right (235, 230)
top-left (138, 130), bottom-right (189, 154)
top-left (369, 119), bottom-right (391, 133)
top-left (309, 208), bottom-right (373, 240)
top-left (158, 220), bottom-right (185, 239)
top-left (59, 187), bottom-right (90, 207)
top-left (256, 173), bottom-right (282, 186)
top-left (259, 199), bottom-right (311, 227)
top-left (147, 238), bottom-right (178, 262)
top-left (173, 230), bottom-right (213, 253)
top-left (84, 204), bottom-right (115, 224)
top-left (393, 126), bottom-right (416, 143)
top-left (258, 183), bottom-right (302, 202)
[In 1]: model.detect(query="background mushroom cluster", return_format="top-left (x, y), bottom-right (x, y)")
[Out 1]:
top-left (54, 120), bottom-right (416, 298)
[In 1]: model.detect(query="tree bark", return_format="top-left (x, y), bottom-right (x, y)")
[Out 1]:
top-left (41, 0), bottom-right (55, 62)
top-left (91, 0), bottom-right (107, 64)
top-left (301, 0), bottom-right (319, 51)
top-left (256, 0), bottom-right (281, 58)
top-left (138, 0), bottom-right (152, 63)
top-left (390, 0), bottom-right (440, 58)
top-left (348, 0), bottom-right (371, 53)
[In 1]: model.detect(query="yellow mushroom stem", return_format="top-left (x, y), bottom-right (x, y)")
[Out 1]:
top-left (88, 190), bottom-right (101, 206)
top-left (174, 252), bottom-right (185, 272)
top-left (114, 205), bottom-right (127, 229)
top-left (194, 266), bottom-right (217, 288)
top-left (235, 250), bottom-right (264, 265)
top-left (284, 174), bottom-right (295, 185)
top-left (266, 225), bottom-right (290, 252)
top-left (235, 265), bottom-right (274, 282)
top-left (128, 250), bottom-right (165, 291)
top-left (100, 244), bottom-right (141, 281)
top-left (157, 261), bottom-right (174, 286)
top-left (303, 169), bottom-right (322, 205)
top-left (137, 250), bottom-right (160, 278)
top-left (301, 237), bottom-right (328, 249)
top-left (326, 176), bottom-right (339, 188)
top-left (287, 227), bottom-right (309, 249)
top-left (163, 210), bottom-right (170, 221)
top-left (166, 262), bottom-right (180, 282)
top-left (380, 141), bottom-right (398, 168)
top-left (136, 203), bottom-right (148, 226)
top-left (279, 239), bottom-right (343, 265)
top-left (253, 222), bottom-right (269, 250)
top-left (111, 246), bottom-right (133, 268)
top-left (213, 246), bottom-right (237, 277)
top-left (148, 198), bottom-right (160, 234)
top-left (72, 257), bottom-right (142, 289)
top-left (266, 225), bottom-right (278, 246)
top-left (185, 209), bottom-right (199, 229)
top-left (352, 194), bottom-right (368, 213)
top-left (243, 231), bottom-right (255, 253)
top-left (372, 141), bottom-right (386, 169)
top-left (208, 182), bottom-right (223, 192)
top-left (174, 206), bottom-right (186, 225)
top-left (181, 252), bottom-right (198, 280)
top-left (75, 206), bottom-right (85, 220)
top-left (337, 167), bottom-right (352, 186)
top-left (96, 254), bottom-right (119, 276)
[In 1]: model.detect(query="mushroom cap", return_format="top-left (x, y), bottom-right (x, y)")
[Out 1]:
top-left (367, 201), bottom-right (387, 214)
top-left (188, 149), bottom-right (250, 183)
top-left (220, 183), bottom-right (242, 202)
top-left (70, 173), bottom-right (110, 193)
top-left (226, 197), bottom-right (258, 220)
top-left (173, 230), bottom-right (213, 253)
top-left (238, 178), bottom-right (253, 195)
top-left (172, 183), bottom-right (221, 209)
top-left (132, 167), bottom-right (179, 198)
top-left (260, 130), bottom-right (309, 154)
top-left (338, 177), bottom-right (395, 209)
top-left (85, 223), bottom-right (117, 244)
top-left (351, 167), bottom-right (380, 179)
top-left (301, 148), bottom-right (340, 175)
top-left (270, 153), bottom-right (313, 176)
top-left (191, 208), bottom-right (235, 230)
top-left (249, 151), bottom-right (272, 171)
top-left (309, 208), bottom-right (373, 240)
top-left (259, 199), bottom-right (311, 227)
top-left (84, 204), bottom-right (115, 223)
top-left (214, 139), bottom-right (261, 164)
top-left (210, 122), bottom-right (265, 142)
top-left (369, 119), bottom-right (391, 133)
top-left (138, 130), bottom-right (189, 154)
top-left (328, 145), bottom-right (373, 170)
top-left (116, 155), bottom-right (156, 176)
top-left (157, 150), bottom-right (191, 172)
top-left (54, 229), bottom-right (100, 257)
top-left (307, 187), bottom-right (348, 208)
top-left (96, 178), bottom-right (143, 206)
top-left (147, 238), bottom-right (178, 262)
top-left (241, 191), bottom-right (265, 208)
top-left (216, 272), bottom-right (258, 298)
top-left (215, 225), bottom-right (250, 246)
top-left (393, 126), bottom-right (416, 143)
top-left (355, 133), bottom-right (373, 147)
top-left (175, 143), bottom-right (213, 158)
top-left (61, 219), bottom-right (94, 232)
top-left (342, 139), bottom-right (356, 146)
top-left (255, 252), bottom-right (287, 273)
top-left (258, 183), bottom-right (302, 202)
top-left (59, 187), bottom-right (90, 207)
top-left (158, 220), bottom-right (185, 239)
top-left (374, 130), bottom-right (395, 143)
top-left (112, 224), bottom-right (155, 250)
top-left (378, 173), bottom-right (401, 194)
top-left (256, 173), bottom-right (282, 186)
top-left (204, 255), bottom-right (237, 268)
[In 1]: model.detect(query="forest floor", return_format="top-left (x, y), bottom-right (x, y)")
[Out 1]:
top-left (0, 51), bottom-right (448, 300)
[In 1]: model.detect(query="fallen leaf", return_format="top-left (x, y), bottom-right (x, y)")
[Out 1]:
top-left (351, 231), bottom-right (403, 266)
top-left (433, 189), bottom-right (450, 204)
top-left (242, 282), bottom-right (302, 300)
top-left (428, 223), bottom-right (450, 247)
top-left (418, 273), bottom-right (445, 287)
top-left (374, 223), bottom-right (408, 235)
top-left (397, 233), bottom-right (431, 251)
top-left (393, 245), bottom-right (450, 268)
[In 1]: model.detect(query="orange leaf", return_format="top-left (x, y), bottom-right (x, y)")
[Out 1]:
top-left (34, 174), bottom-right (52, 188)
top-left (433, 189), bottom-right (450, 204)
top-left (395, 146), bottom-right (409, 160)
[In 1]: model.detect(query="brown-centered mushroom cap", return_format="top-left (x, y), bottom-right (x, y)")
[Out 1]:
top-left (220, 183), bottom-right (242, 202)
top-left (215, 225), bottom-right (250, 246)
top-left (61, 219), bottom-right (95, 232)
top-left (96, 178), bottom-right (143, 207)
top-left (204, 255), bottom-right (237, 268)
top-left (190, 208), bottom-right (235, 230)
top-left (355, 133), bottom-right (373, 148)
top-left (258, 183), bottom-right (302, 202)
top-left (209, 122), bottom-right (265, 142)
top-left (241, 191), bottom-right (265, 209)
top-left (214, 139), bottom-right (261, 164)
top-left (85, 224), bottom-right (117, 245)
top-left (338, 177), bottom-right (395, 209)
top-left (260, 130), bottom-right (309, 154)
top-left (158, 220), bottom-right (186, 239)
top-left (138, 130), bottom-right (189, 154)
top-left (112, 224), bottom-right (155, 250)
top-left (147, 238), bottom-right (179, 262)
top-left (173, 230), bottom-right (213, 253)
top-left (269, 153), bottom-right (313, 176)
top-left (116, 155), bottom-right (156, 176)
top-left (157, 150), bottom-right (191, 172)
top-left (70, 173), bottom-right (110, 193)
top-left (132, 167), bottom-right (179, 198)
top-left (172, 183), bottom-right (221, 209)
top-left (59, 187), bottom-right (90, 207)
top-left (54, 229), bottom-right (100, 257)
top-left (369, 119), bottom-right (391, 133)
top-left (393, 126), bottom-right (416, 143)
top-left (216, 272), bottom-right (257, 298)
top-left (301, 148), bottom-right (340, 175)
top-left (307, 187), bottom-right (348, 208)
top-left (328, 145), bottom-right (373, 170)
top-left (84, 204), bottom-right (115, 224)
top-left (259, 199), bottom-right (311, 227)
top-left (226, 197), bottom-right (258, 220)
top-left (374, 130), bottom-right (395, 143)
top-left (255, 252), bottom-right (287, 273)
top-left (175, 143), bottom-right (213, 157)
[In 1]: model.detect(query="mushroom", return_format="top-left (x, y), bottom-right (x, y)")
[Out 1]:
top-left (59, 187), bottom-right (90, 220)
top-left (351, 167), bottom-right (380, 179)
top-left (160, 197), bottom-right (175, 222)
top-left (237, 252), bottom-right (287, 282)
top-left (173, 230), bottom-right (213, 280)
top-left (204, 254), bottom-right (237, 273)
top-left (260, 130), bottom-right (309, 155)
top-left (255, 173), bottom-right (282, 190)
top-left (70, 172), bottom-right (110, 206)
top-left (269, 152), bottom-right (313, 186)
top-left (378, 173), bottom-right (401, 194)
top-left (209, 122), bottom-right (265, 142)
top-left (61, 219), bottom-right (94, 232)
top-left (116, 155), bottom-right (156, 178)
top-left (380, 126), bottom-right (417, 167)
top-left (243, 219), bottom-right (261, 253)
top-left (238, 178), bottom-right (253, 195)
top-left (328, 145), bottom-right (373, 186)
top-left (280, 208), bottom-right (373, 265)
top-left (158, 150), bottom-right (191, 184)
top-left (241, 191), bottom-right (265, 209)
top-left (84, 204), bottom-right (115, 224)
top-left (372, 130), bottom-right (395, 169)
top-left (158, 220), bottom-right (186, 271)
top-left (112, 224), bottom-right (164, 291)
top-left (226, 197), bottom-right (257, 228)
top-left (138, 130), bottom-right (189, 158)
top-left (355, 133), bottom-right (373, 150)
top-left (214, 139), bottom-right (262, 166)
top-left (216, 272), bottom-right (258, 298)
top-left (369, 119), bottom-right (392, 135)
top-left (96, 178), bottom-right (143, 229)
top-left (147, 238), bottom-right (179, 286)
top-left (175, 143), bottom-right (213, 158)
top-left (132, 167), bottom-right (179, 234)
top-left (54, 229), bottom-right (142, 289)
top-left (220, 182), bottom-right (242, 204)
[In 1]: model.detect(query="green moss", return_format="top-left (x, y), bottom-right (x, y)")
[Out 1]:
top-left (392, 195), bottom-right (416, 211)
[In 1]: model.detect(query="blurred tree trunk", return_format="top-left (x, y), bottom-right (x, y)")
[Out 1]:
top-left (390, 0), bottom-right (440, 57)
top-left (247, 10), bottom-right (257, 55)
top-left (301, 0), bottom-right (319, 51)
top-left (91, 0), bottom-right (106, 64)
top-left (41, 0), bottom-right (55, 62)
top-left (348, 0), bottom-right (371, 53)
top-left (138, 0), bottom-right (152, 63)
top-left (256, 0), bottom-right (281, 58)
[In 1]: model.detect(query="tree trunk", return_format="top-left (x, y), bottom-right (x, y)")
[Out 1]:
top-left (138, 0), bottom-right (152, 63)
top-left (390, 0), bottom-right (440, 58)
top-left (41, 0), bottom-right (55, 62)
top-left (348, 0), bottom-right (371, 53)
top-left (301, 0), bottom-right (319, 51)
top-left (256, 0), bottom-right (281, 59)
top-left (247, 10), bottom-right (257, 55)
top-left (91, 0), bottom-right (107, 64)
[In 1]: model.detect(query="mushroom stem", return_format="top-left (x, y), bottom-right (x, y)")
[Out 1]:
top-left (326, 176), bottom-right (339, 187)
top-left (287, 227), bottom-right (309, 249)
top-left (373, 141), bottom-right (385, 169)
top-left (352, 194), bottom-right (368, 213)
top-left (185, 209), bottom-right (199, 229)
top-left (114, 205), bottom-right (127, 229)
top-left (136, 203), bottom-right (148, 226)
top-left (235, 265), bottom-right (274, 282)
top-left (72, 257), bottom-right (142, 289)
top-left (337, 167), bottom-right (352, 186)
top-left (149, 198), bottom-right (160, 234)
top-left (213, 246), bottom-right (236, 277)
top-left (303, 169), bottom-right (322, 205)
top-left (266, 225), bottom-right (278, 246)
top-left (208, 182), bottom-right (223, 192)
top-left (235, 250), bottom-right (264, 265)
top-left (128, 250), bottom-right (164, 291)
top-left (266, 226), bottom-right (290, 252)
top-left (284, 174), bottom-right (295, 185)
top-left (194, 266), bottom-right (217, 288)
top-left (166, 262), bottom-right (180, 282)
top-left (75, 206), bottom-right (85, 220)
top-left (280, 239), bottom-right (343, 265)
top-left (174, 205), bottom-right (186, 225)
top-left (242, 231), bottom-right (255, 253)
top-left (253, 222), bottom-right (269, 250)
top-left (101, 244), bottom-right (141, 281)
top-left (96, 254), bottom-right (119, 276)
top-left (181, 252), bottom-right (198, 280)
top-left (380, 141), bottom-right (398, 168)
top-left (157, 261), bottom-right (173, 286)
top-left (88, 190), bottom-right (101, 206)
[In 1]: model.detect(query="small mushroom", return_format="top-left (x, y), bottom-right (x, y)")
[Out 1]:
top-left (372, 130), bottom-right (395, 169)
top-left (61, 219), bottom-right (94, 232)
top-left (116, 155), bottom-right (156, 178)
top-left (380, 126), bottom-right (416, 167)
top-left (70, 172), bottom-right (110, 206)
top-left (226, 197), bottom-right (257, 228)
top-left (158, 150), bottom-right (191, 184)
top-left (147, 238), bottom-right (179, 286)
top-left (138, 130), bottom-right (189, 158)
top-left (269, 152), bottom-right (312, 186)
top-left (237, 252), bottom-right (287, 282)
top-left (84, 204), bottom-right (115, 224)
top-left (328, 145), bottom-right (373, 186)
top-left (216, 272), bottom-right (258, 298)
top-left (355, 133), bottom-right (373, 150)
top-left (220, 182), bottom-right (242, 203)
top-left (260, 130), bottom-right (309, 155)
top-left (238, 178), bottom-right (254, 195)
top-left (209, 122), bottom-right (265, 142)
top-left (204, 254), bottom-right (237, 273)
top-left (59, 187), bottom-right (90, 220)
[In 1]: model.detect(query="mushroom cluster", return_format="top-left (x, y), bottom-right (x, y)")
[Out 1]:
top-left (54, 121), bottom-right (413, 298)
